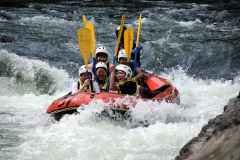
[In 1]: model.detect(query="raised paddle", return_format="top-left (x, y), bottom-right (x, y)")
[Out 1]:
top-left (82, 15), bottom-right (96, 57)
top-left (77, 26), bottom-right (94, 92)
top-left (136, 14), bottom-right (142, 47)
top-left (124, 26), bottom-right (134, 61)
top-left (82, 15), bottom-right (87, 27)
top-left (114, 15), bottom-right (126, 59)
top-left (77, 27), bottom-right (92, 66)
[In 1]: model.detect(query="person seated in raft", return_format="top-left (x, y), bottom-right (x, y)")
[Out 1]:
top-left (94, 62), bottom-right (109, 92)
top-left (109, 49), bottom-right (144, 91)
top-left (110, 64), bottom-right (138, 95)
top-left (89, 46), bottom-right (114, 76)
top-left (71, 65), bottom-right (99, 94)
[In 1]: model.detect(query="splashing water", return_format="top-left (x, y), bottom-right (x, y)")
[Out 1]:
top-left (0, 1), bottom-right (240, 160)
top-left (0, 49), bottom-right (70, 95)
top-left (1, 58), bottom-right (239, 160)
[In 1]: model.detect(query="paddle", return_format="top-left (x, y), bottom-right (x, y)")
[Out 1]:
top-left (114, 15), bottom-right (126, 59)
top-left (77, 27), bottom-right (94, 92)
top-left (77, 27), bottom-right (92, 66)
top-left (136, 14), bottom-right (142, 47)
top-left (124, 26), bottom-right (134, 61)
top-left (77, 16), bottom-right (97, 92)
top-left (82, 15), bottom-right (87, 27)
top-left (82, 15), bottom-right (96, 57)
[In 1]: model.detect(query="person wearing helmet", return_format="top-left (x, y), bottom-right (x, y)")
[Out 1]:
top-left (115, 64), bottom-right (132, 80)
top-left (94, 62), bottom-right (109, 92)
top-left (90, 46), bottom-right (115, 77)
top-left (110, 64), bottom-right (138, 95)
top-left (71, 65), bottom-right (99, 94)
top-left (117, 49), bottom-right (128, 65)
top-left (115, 25), bottom-right (143, 71)
top-left (95, 46), bottom-right (109, 63)
top-left (109, 49), bottom-right (144, 92)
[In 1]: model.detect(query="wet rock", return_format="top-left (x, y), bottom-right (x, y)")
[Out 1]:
top-left (175, 93), bottom-right (240, 160)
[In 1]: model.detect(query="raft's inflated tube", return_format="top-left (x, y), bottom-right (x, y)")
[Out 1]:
top-left (145, 76), bottom-right (167, 92)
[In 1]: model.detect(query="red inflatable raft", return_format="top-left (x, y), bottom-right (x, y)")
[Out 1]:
top-left (47, 74), bottom-right (180, 120)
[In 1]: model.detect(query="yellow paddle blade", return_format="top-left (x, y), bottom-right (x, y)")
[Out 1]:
top-left (82, 15), bottom-right (87, 27)
top-left (124, 27), bottom-right (134, 60)
top-left (114, 15), bottom-right (126, 57)
top-left (136, 14), bottom-right (142, 47)
top-left (85, 21), bottom-right (96, 57)
top-left (77, 28), bottom-right (92, 65)
top-left (82, 15), bottom-right (96, 57)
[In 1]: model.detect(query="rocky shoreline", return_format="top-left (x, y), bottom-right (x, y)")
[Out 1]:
top-left (175, 91), bottom-right (240, 160)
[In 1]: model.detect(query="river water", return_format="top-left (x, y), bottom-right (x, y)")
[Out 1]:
top-left (0, 1), bottom-right (240, 160)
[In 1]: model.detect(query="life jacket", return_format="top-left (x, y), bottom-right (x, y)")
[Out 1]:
top-left (92, 58), bottom-right (110, 78)
top-left (114, 42), bottom-right (143, 76)
top-left (77, 80), bottom-right (88, 91)
top-left (98, 78), bottom-right (109, 92)
top-left (117, 79), bottom-right (139, 96)
top-left (77, 80), bottom-right (94, 92)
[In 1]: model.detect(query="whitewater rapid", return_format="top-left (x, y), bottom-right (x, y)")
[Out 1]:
top-left (1, 1), bottom-right (240, 159)
top-left (0, 50), bottom-right (239, 160)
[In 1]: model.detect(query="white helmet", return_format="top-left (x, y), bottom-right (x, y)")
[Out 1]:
top-left (79, 65), bottom-right (93, 78)
top-left (118, 49), bottom-right (128, 62)
top-left (95, 62), bottom-right (108, 71)
top-left (78, 65), bottom-right (87, 76)
top-left (95, 46), bottom-right (109, 58)
top-left (115, 64), bottom-right (132, 79)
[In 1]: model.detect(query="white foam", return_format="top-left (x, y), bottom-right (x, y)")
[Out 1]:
top-left (176, 19), bottom-right (202, 28)
top-left (163, 68), bottom-right (239, 120)
top-left (19, 15), bottom-right (78, 27)
top-left (0, 17), bottom-right (7, 22)
top-left (0, 49), bottom-right (70, 95)
top-left (6, 67), bottom-right (237, 160)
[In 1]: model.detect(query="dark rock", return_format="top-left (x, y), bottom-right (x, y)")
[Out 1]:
top-left (175, 93), bottom-right (240, 160)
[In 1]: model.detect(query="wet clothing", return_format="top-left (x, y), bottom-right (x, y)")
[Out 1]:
top-left (130, 45), bottom-right (142, 74)
top-left (115, 42), bottom-right (143, 76)
top-left (95, 77), bottom-right (109, 92)
top-left (90, 58), bottom-right (113, 92)
top-left (110, 79), bottom-right (139, 96)
top-left (91, 58), bottom-right (114, 77)
top-left (71, 80), bottom-right (100, 94)
top-left (118, 80), bottom-right (139, 95)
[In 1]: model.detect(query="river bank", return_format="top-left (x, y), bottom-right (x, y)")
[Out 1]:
top-left (176, 91), bottom-right (240, 160)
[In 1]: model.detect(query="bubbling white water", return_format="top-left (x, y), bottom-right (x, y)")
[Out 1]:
top-left (1, 64), bottom-right (237, 160)
top-left (0, 49), bottom-right (71, 95)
